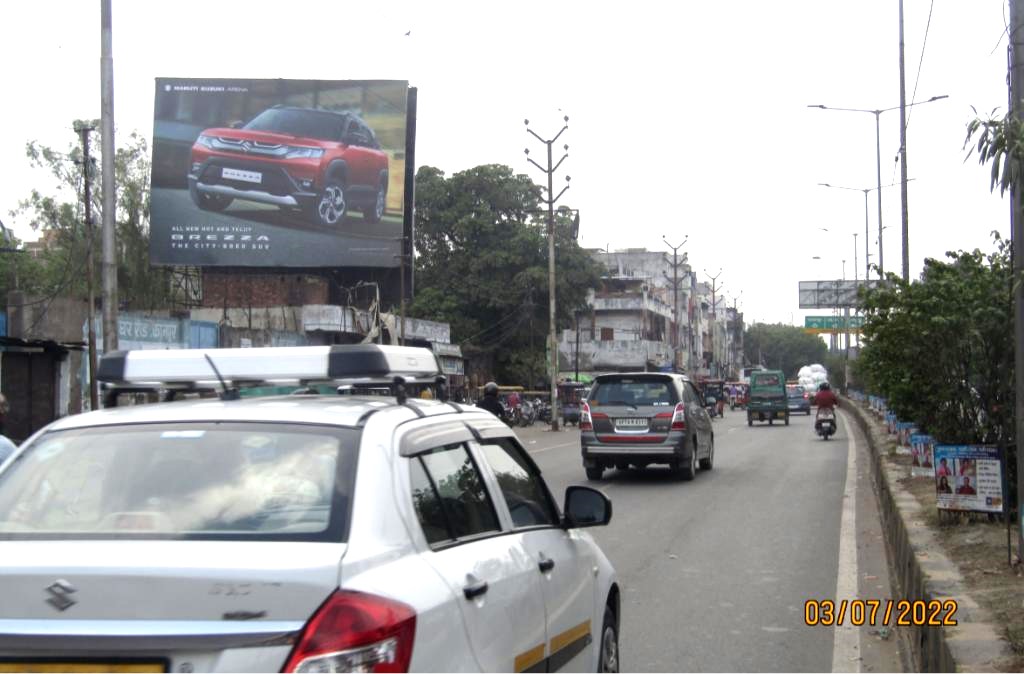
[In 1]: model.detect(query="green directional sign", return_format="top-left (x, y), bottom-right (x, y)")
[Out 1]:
top-left (804, 315), bottom-right (865, 333)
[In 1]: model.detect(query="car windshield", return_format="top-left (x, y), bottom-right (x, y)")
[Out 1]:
top-left (0, 422), bottom-right (358, 541)
top-left (243, 108), bottom-right (344, 141)
top-left (589, 378), bottom-right (675, 407)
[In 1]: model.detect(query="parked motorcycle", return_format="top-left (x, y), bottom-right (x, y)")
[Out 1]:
top-left (815, 408), bottom-right (836, 440)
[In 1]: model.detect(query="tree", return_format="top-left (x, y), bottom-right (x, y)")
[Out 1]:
top-left (857, 236), bottom-right (1013, 445)
top-left (743, 323), bottom-right (829, 379)
top-left (408, 164), bottom-right (602, 385)
top-left (5, 120), bottom-right (169, 311)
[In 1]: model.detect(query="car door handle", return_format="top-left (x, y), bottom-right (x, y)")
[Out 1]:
top-left (463, 579), bottom-right (489, 600)
top-left (538, 557), bottom-right (555, 573)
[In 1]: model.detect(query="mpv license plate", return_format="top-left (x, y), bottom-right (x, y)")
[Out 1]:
top-left (616, 418), bottom-right (648, 427)
top-left (222, 167), bottom-right (262, 184)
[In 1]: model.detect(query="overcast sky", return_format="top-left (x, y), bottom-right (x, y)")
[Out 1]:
top-left (0, 0), bottom-right (1012, 325)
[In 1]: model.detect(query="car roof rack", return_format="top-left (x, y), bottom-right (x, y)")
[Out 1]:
top-left (97, 345), bottom-right (447, 407)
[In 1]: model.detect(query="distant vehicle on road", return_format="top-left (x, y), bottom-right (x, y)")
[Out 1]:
top-left (786, 384), bottom-right (812, 415)
top-left (747, 369), bottom-right (789, 426)
top-left (580, 372), bottom-right (714, 480)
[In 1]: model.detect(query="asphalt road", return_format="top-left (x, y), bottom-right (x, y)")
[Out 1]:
top-left (517, 406), bottom-right (904, 672)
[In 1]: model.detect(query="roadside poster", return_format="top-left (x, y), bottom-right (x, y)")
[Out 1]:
top-left (896, 421), bottom-right (917, 454)
top-left (910, 434), bottom-right (935, 477)
top-left (886, 412), bottom-right (897, 435)
top-left (933, 445), bottom-right (1004, 513)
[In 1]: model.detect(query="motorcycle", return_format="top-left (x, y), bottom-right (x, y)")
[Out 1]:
top-left (815, 408), bottom-right (837, 440)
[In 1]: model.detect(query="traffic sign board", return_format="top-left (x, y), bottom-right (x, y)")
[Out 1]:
top-left (804, 315), bottom-right (864, 333)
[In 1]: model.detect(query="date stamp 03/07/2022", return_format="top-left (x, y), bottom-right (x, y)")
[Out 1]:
top-left (804, 599), bottom-right (958, 627)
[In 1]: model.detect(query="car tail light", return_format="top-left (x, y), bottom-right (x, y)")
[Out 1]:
top-left (580, 402), bottom-right (593, 431)
top-left (671, 402), bottom-right (686, 431)
top-left (283, 590), bottom-right (416, 673)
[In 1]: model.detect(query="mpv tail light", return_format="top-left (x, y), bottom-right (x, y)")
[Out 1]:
top-left (283, 590), bottom-right (416, 673)
top-left (671, 402), bottom-right (686, 431)
top-left (580, 402), bottom-right (593, 431)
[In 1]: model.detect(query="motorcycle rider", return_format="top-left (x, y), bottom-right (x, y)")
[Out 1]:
top-left (815, 382), bottom-right (839, 411)
top-left (476, 382), bottom-right (509, 423)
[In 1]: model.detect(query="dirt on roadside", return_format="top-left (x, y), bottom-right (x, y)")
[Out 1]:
top-left (884, 438), bottom-right (1024, 672)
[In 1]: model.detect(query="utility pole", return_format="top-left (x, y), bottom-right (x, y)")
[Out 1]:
top-left (1009, 0), bottom-right (1024, 562)
top-left (525, 116), bottom-right (570, 431)
top-left (76, 123), bottom-right (99, 411)
top-left (898, 0), bottom-right (911, 282)
top-left (663, 236), bottom-right (688, 372)
top-left (100, 0), bottom-right (118, 351)
top-left (704, 269), bottom-right (723, 378)
top-left (853, 232), bottom-right (859, 349)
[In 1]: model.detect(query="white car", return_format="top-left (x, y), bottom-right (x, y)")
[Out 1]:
top-left (0, 346), bottom-right (620, 673)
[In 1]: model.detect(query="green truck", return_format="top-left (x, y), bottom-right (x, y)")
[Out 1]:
top-left (746, 369), bottom-right (789, 426)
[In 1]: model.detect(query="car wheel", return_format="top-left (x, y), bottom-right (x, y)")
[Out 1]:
top-left (311, 180), bottom-right (347, 226)
top-left (699, 435), bottom-right (714, 470)
top-left (586, 465), bottom-right (604, 480)
top-left (363, 173), bottom-right (387, 224)
top-left (599, 603), bottom-right (619, 673)
top-left (679, 445), bottom-right (697, 481)
top-left (189, 184), bottom-right (232, 212)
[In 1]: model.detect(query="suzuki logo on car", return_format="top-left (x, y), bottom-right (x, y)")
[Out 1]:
top-left (45, 579), bottom-right (77, 612)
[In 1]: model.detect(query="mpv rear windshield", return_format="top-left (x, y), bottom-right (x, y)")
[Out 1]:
top-left (589, 377), bottom-right (677, 407)
top-left (0, 422), bottom-right (358, 542)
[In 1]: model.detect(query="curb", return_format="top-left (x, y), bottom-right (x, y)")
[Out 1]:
top-left (842, 396), bottom-right (1012, 672)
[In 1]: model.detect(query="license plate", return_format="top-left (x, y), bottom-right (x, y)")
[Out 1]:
top-left (222, 167), bottom-right (262, 184)
top-left (0, 664), bottom-right (165, 673)
top-left (616, 418), bottom-right (648, 427)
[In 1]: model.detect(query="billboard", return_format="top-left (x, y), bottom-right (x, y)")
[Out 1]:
top-left (150, 78), bottom-right (412, 268)
top-left (798, 280), bottom-right (879, 309)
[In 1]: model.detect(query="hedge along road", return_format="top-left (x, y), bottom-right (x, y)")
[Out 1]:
top-left (519, 405), bottom-right (903, 672)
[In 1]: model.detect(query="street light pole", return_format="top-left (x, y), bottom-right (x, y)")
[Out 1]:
top-left (704, 268), bottom-right (723, 378)
top-left (819, 180), bottom-right (913, 280)
top-left (525, 116), bottom-right (570, 431)
top-left (809, 96), bottom-right (946, 278)
top-left (663, 235), bottom-right (688, 372)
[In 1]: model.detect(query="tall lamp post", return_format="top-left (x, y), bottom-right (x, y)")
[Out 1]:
top-left (704, 268), bottom-right (723, 378)
top-left (525, 116), bottom-right (570, 431)
top-left (819, 180), bottom-right (913, 281)
top-left (808, 96), bottom-right (946, 279)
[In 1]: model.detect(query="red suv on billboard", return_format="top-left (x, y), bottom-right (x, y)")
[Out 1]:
top-left (188, 106), bottom-right (390, 226)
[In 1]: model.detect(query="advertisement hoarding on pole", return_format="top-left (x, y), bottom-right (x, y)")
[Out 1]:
top-left (149, 78), bottom-right (412, 269)
top-left (798, 280), bottom-right (879, 309)
top-left (910, 434), bottom-right (935, 478)
top-left (933, 445), bottom-right (1004, 513)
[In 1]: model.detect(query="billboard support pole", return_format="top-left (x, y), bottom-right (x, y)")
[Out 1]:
top-left (525, 116), bottom-right (570, 432)
top-left (1009, 0), bottom-right (1024, 563)
top-left (100, 0), bottom-right (118, 351)
top-left (77, 124), bottom-right (100, 411)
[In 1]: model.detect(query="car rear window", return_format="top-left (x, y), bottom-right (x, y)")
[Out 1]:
top-left (0, 422), bottom-right (358, 542)
top-left (589, 378), bottom-right (676, 407)
top-left (752, 373), bottom-right (782, 387)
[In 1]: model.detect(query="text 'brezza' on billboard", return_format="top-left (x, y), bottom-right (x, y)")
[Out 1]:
top-left (149, 78), bottom-right (412, 268)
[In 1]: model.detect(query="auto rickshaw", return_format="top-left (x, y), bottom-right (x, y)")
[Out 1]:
top-left (558, 381), bottom-right (589, 426)
top-left (700, 379), bottom-right (726, 418)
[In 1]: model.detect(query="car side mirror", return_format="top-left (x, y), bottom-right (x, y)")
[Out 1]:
top-left (562, 486), bottom-right (611, 528)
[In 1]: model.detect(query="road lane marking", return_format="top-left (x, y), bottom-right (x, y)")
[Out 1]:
top-left (832, 409), bottom-right (861, 673)
top-left (528, 439), bottom-right (579, 454)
